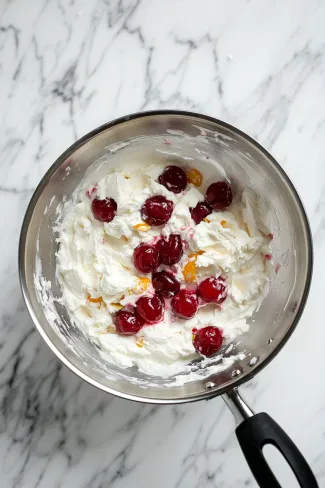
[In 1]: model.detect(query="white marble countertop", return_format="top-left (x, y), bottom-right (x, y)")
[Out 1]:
top-left (1, 0), bottom-right (325, 486)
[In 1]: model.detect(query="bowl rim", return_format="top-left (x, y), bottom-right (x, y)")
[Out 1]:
top-left (18, 110), bottom-right (313, 404)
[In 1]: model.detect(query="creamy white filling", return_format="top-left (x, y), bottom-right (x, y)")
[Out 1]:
top-left (56, 163), bottom-right (272, 378)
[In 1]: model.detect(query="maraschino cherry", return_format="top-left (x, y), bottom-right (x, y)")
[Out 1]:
top-left (198, 277), bottom-right (227, 304)
top-left (114, 310), bottom-right (144, 335)
top-left (133, 244), bottom-right (160, 274)
top-left (136, 295), bottom-right (164, 323)
top-left (190, 201), bottom-right (212, 224)
top-left (205, 182), bottom-right (232, 210)
top-left (158, 234), bottom-right (183, 265)
top-left (171, 289), bottom-right (198, 319)
top-left (192, 326), bottom-right (223, 356)
top-left (141, 196), bottom-right (173, 226)
top-left (158, 165), bottom-right (187, 194)
top-left (152, 271), bottom-right (180, 298)
top-left (92, 197), bottom-right (117, 223)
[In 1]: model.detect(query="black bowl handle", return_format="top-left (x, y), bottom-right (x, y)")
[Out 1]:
top-left (236, 412), bottom-right (318, 488)
top-left (223, 389), bottom-right (318, 488)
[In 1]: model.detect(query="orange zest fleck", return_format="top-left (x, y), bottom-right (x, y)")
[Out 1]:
top-left (136, 338), bottom-right (144, 348)
top-left (121, 235), bottom-right (128, 242)
top-left (124, 175), bottom-right (130, 179)
top-left (183, 260), bottom-right (197, 283)
top-left (133, 277), bottom-right (151, 294)
top-left (87, 294), bottom-right (103, 304)
top-left (221, 220), bottom-right (227, 228)
top-left (203, 218), bottom-right (211, 223)
top-left (183, 250), bottom-right (205, 283)
top-left (188, 250), bottom-right (205, 260)
top-left (186, 168), bottom-right (203, 187)
top-left (133, 223), bottom-right (151, 232)
top-left (110, 302), bottom-right (123, 310)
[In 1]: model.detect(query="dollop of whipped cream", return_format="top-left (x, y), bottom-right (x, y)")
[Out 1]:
top-left (56, 164), bottom-right (273, 378)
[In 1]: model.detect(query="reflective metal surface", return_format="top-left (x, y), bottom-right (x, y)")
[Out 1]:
top-left (19, 111), bottom-right (313, 403)
top-left (222, 389), bottom-right (254, 425)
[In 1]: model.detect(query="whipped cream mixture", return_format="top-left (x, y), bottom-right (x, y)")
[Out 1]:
top-left (56, 163), bottom-right (273, 378)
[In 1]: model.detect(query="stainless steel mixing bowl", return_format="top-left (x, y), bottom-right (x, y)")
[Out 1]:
top-left (19, 111), bottom-right (316, 487)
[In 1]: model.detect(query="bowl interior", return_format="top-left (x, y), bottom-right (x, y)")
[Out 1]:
top-left (20, 113), bottom-right (312, 402)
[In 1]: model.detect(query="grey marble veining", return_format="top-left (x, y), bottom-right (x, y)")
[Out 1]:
top-left (1, 0), bottom-right (325, 486)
